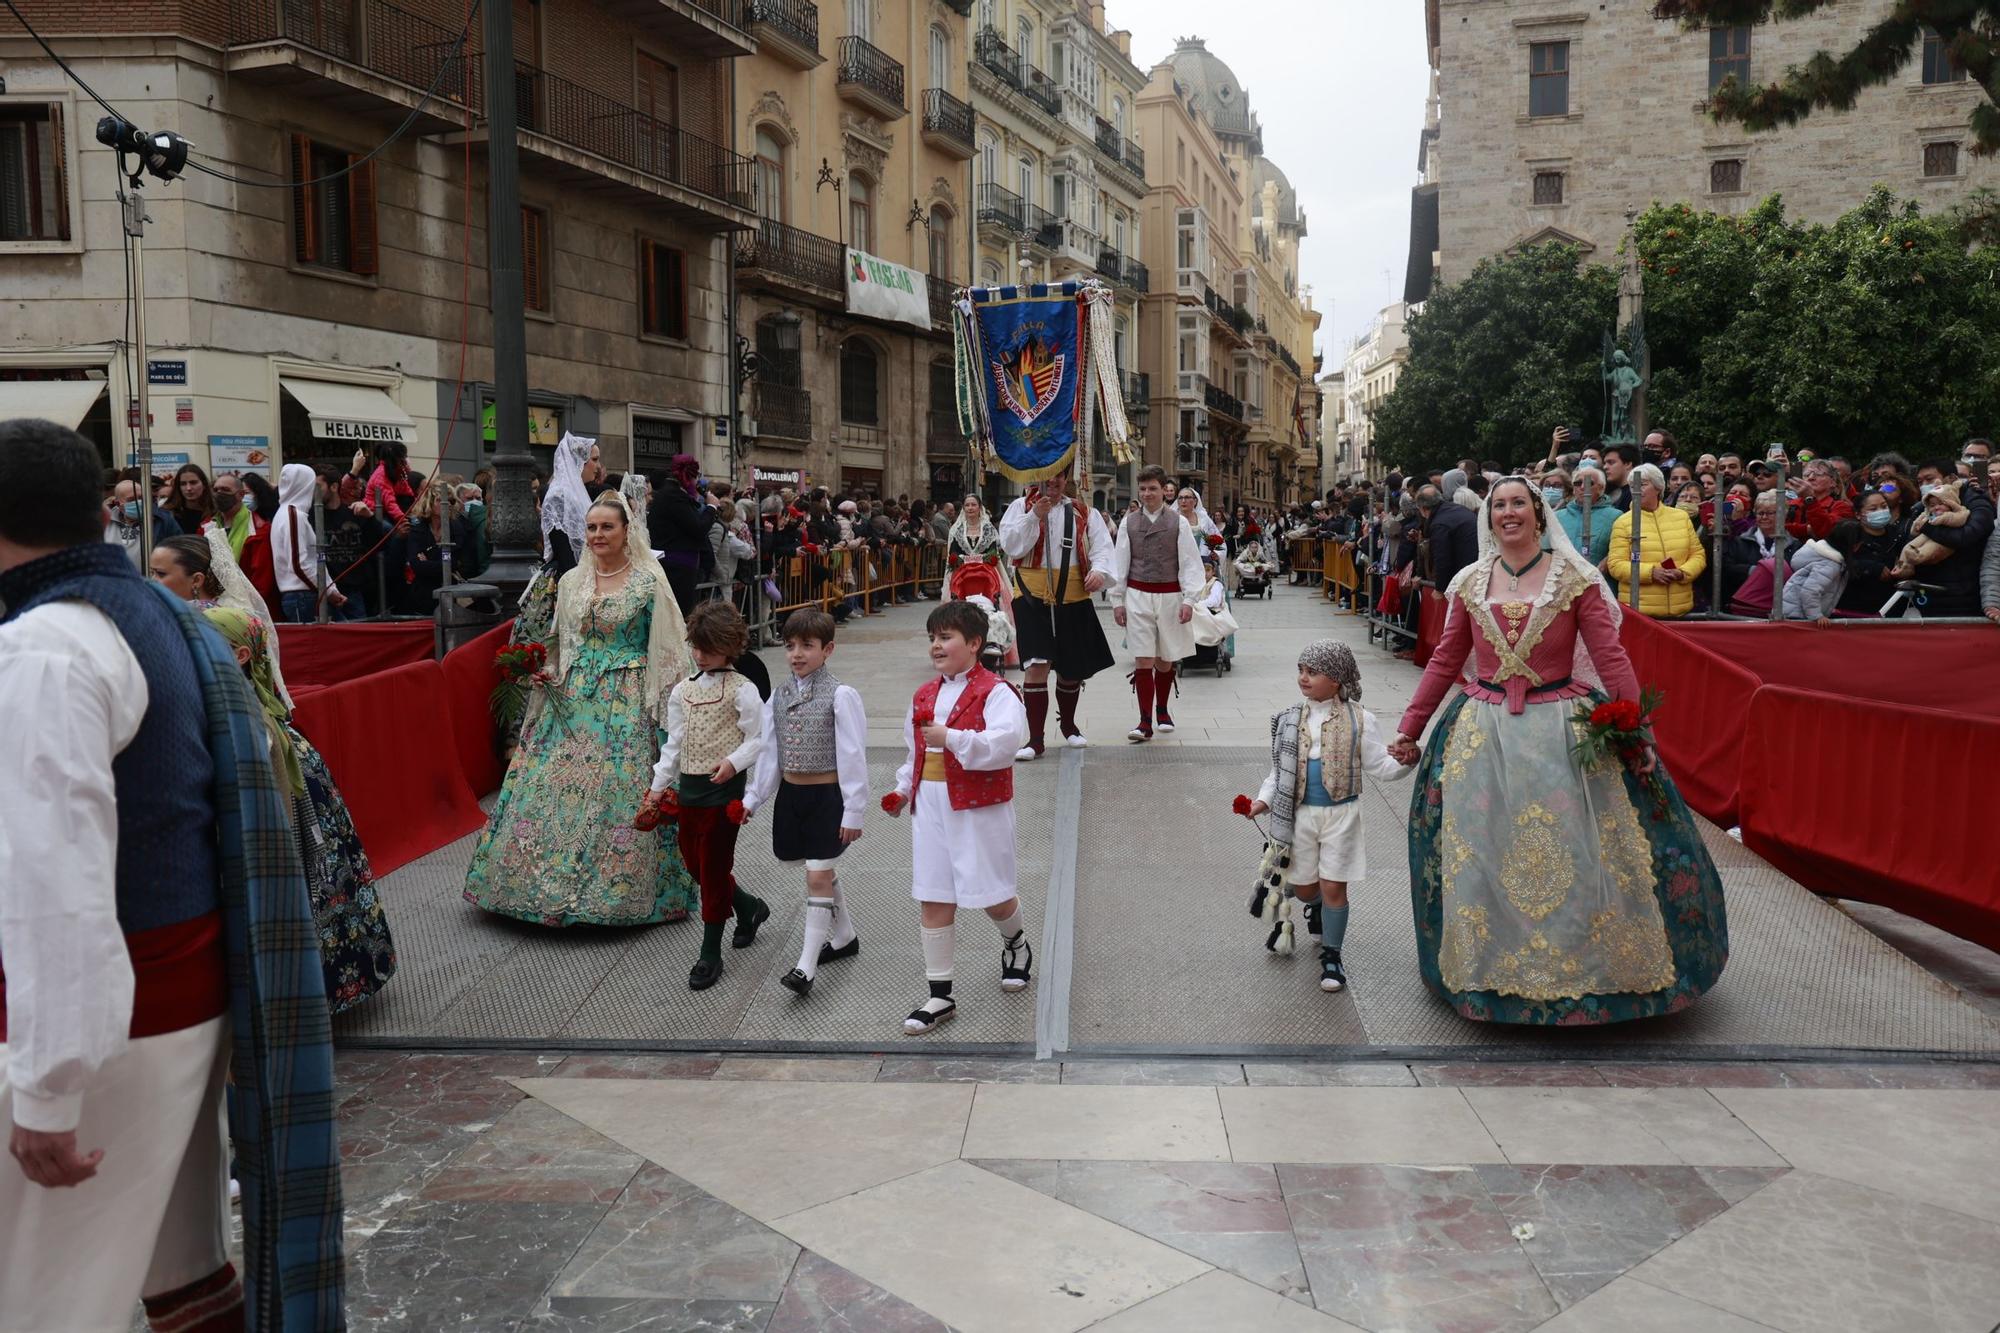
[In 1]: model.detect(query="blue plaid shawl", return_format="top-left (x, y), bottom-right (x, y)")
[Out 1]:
top-left (161, 587), bottom-right (347, 1330)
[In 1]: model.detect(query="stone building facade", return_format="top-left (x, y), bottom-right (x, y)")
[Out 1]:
top-left (0, 0), bottom-right (756, 481)
top-left (1413, 0), bottom-right (2000, 295)
top-left (1340, 302), bottom-right (1406, 484)
top-left (732, 0), bottom-right (977, 505)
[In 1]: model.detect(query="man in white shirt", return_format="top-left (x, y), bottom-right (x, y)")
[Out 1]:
top-left (1110, 465), bottom-right (1203, 742)
top-left (998, 469), bottom-right (1114, 759)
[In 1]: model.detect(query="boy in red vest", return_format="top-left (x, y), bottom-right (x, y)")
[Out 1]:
top-left (881, 600), bottom-right (1032, 1034)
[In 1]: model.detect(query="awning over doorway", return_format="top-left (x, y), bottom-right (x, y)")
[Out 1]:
top-left (280, 378), bottom-right (418, 448)
top-left (0, 379), bottom-right (107, 430)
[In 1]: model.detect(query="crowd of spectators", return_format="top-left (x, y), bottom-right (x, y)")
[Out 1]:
top-left (1275, 430), bottom-right (1996, 635)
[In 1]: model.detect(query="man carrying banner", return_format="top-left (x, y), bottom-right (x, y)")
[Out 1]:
top-left (999, 469), bottom-right (1113, 760)
top-left (1110, 464), bottom-right (1203, 742)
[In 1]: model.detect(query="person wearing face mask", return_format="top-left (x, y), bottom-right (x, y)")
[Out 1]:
top-left (206, 471), bottom-right (279, 608)
top-left (1554, 466), bottom-right (1614, 567)
top-left (1839, 489), bottom-right (1911, 616)
top-left (102, 474), bottom-right (181, 569)
top-left (1905, 458), bottom-right (1995, 617)
top-left (1537, 471), bottom-right (1571, 552)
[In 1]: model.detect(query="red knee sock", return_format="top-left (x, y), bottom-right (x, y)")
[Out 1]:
top-left (143, 1263), bottom-right (244, 1333)
top-left (1023, 683), bottom-right (1049, 750)
top-left (1055, 680), bottom-right (1082, 737)
top-left (1154, 667), bottom-right (1176, 722)
top-left (1133, 667), bottom-right (1156, 725)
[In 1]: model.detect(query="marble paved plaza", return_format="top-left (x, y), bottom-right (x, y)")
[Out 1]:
top-left (319, 584), bottom-right (2000, 1331)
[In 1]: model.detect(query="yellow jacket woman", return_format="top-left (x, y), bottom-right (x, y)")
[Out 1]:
top-left (1607, 465), bottom-right (1707, 618)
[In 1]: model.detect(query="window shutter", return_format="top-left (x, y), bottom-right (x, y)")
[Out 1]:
top-left (521, 206), bottom-right (544, 310)
top-left (665, 246), bottom-right (686, 338)
top-left (641, 239), bottom-right (659, 333)
top-left (48, 102), bottom-right (70, 241)
top-left (347, 155), bottom-right (379, 275)
top-left (291, 133), bottom-right (319, 264)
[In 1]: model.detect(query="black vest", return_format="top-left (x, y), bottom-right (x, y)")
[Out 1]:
top-left (0, 544), bottom-right (220, 932)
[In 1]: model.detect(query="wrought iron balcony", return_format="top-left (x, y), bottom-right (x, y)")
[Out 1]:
top-left (973, 28), bottom-right (1058, 117)
top-left (735, 215), bottom-right (845, 294)
top-left (1094, 117), bottom-right (1120, 161)
top-left (1176, 442), bottom-right (1208, 473)
top-left (1021, 60), bottom-right (1062, 116)
top-left (928, 283), bottom-right (957, 333)
top-left (742, 0), bottom-right (820, 68)
top-left (226, 0), bottom-right (474, 132)
top-left (977, 182), bottom-right (1027, 235)
top-left (836, 34), bottom-right (906, 118)
top-left (751, 382), bottom-right (812, 441)
top-left (1023, 201), bottom-right (1063, 251)
top-left (1121, 135), bottom-right (1144, 178)
top-left (1276, 344), bottom-right (1302, 378)
top-left (491, 61), bottom-right (754, 209)
top-left (921, 87), bottom-right (975, 158)
top-left (1095, 246), bottom-right (1121, 282)
top-left (1122, 257), bottom-right (1149, 292)
top-left (1205, 381), bottom-right (1246, 422)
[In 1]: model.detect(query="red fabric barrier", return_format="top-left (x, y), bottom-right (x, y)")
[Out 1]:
top-left (441, 622), bottom-right (514, 798)
top-left (1738, 687), bottom-right (2000, 951)
top-left (274, 622), bottom-right (437, 689)
top-left (291, 659), bottom-right (486, 875)
top-left (1666, 622), bottom-right (2000, 721)
top-left (1617, 616), bottom-right (1763, 825)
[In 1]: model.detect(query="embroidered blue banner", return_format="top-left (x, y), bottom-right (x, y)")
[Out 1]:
top-left (968, 284), bottom-right (1085, 483)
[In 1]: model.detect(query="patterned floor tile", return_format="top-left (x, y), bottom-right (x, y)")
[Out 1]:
top-left (346, 1198), bottom-right (609, 1331)
top-left (1280, 1163), bottom-right (1559, 1333)
top-left (762, 1251), bottom-right (952, 1332)
top-left (420, 1099), bottom-right (643, 1205)
top-left (551, 1165), bottom-right (800, 1302)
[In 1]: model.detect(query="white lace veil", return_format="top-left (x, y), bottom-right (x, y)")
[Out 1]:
top-left (550, 488), bottom-right (688, 722)
top-left (1176, 488), bottom-right (1217, 536)
top-left (1454, 476), bottom-right (1623, 692)
top-left (947, 494), bottom-right (996, 554)
top-left (541, 431), bottom-right (594, 562)
top-left (202, 521), bottom-right (293, 707)
top-left (619, 470), bottom-right (654, 551)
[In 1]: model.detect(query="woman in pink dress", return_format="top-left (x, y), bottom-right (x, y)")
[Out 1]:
top-left (1389, 477), bottom-right (1728, 1024)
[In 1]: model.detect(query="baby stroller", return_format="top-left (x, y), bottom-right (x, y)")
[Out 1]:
top-left (1233, 542), bottom-right (1275, 598)
top-left (1182, 561), bottom-right (1237, 677)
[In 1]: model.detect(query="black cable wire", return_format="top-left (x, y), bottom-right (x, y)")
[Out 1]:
top-left (185, 0), bottom-right (482, 190)
top-left (3, 0), bottom-right (480, 191)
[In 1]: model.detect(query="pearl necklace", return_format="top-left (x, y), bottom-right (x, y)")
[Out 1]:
top-left (594, 559), bottom-right (631, 580)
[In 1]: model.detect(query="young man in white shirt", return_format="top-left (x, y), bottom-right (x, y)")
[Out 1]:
top-left (1110, 464), bottom-right (1203, 741)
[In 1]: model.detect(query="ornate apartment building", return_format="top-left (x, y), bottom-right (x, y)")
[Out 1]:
top-left (1409, 0), bottom-right (2000, 299)
top-left (1340, 302), bottom-right (1407, 484)
top-left (1236, 157), bottom-right (1319, 511)
top-left (0, 0), bottom-right (758, 480)
top-left (733, 0), bottom-right (979, 503)
top-left (967, 0), bottom-right (1148, 508)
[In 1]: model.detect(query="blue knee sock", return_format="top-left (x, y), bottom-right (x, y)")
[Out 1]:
top-left (1322, 906), bottom-right (1350, 951)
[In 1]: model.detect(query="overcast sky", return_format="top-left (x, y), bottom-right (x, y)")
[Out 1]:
top-left (1115, 2), bottom-right (1431, 367)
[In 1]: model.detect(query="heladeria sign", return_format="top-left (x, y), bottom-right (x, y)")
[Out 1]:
top-left (844, 247), bottom-right (932, 332)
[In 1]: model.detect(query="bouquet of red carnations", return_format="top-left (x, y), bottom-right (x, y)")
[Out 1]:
top-left (1571, 687), bottom-right (1664, 781)
top-left (490, 641), bottom-right (566, 731)
top-left (1205, 533), bottom-right (1226, 549)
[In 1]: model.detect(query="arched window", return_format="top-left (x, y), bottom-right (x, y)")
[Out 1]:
top-left (980, 258), bottom-right (1003, 287)
top-left (927, 205), bottom-right (952, 280)
top-left (840, 339), bottom-right (880, 426)
top-left (1017, 155), bottom-right (1034, 205)
top-left (754, 127), bottom-right (785, 222)
top-left (1016, 16), bottom-right (1034, 64)
top-left (1111, 95), bottom-right (1125, 135)
top-left (847, 171), bottom-right (873, 254)
top-left (929, 24), bottom-right (951, 91)
top-left (978, 131), bottom-right (999, 189)
top-left (978, 0), bottom-right (995, 34)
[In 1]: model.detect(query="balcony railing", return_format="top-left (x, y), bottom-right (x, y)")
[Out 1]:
top-left (488, 62), bottom-right (753, 203)
top-left (928, 283), bottom-right (957, 332)
top-left (742, 0), bottom-right (818, 55)
top-left (1095, 246), bottom-right (1121, 282)
top-left (1124, 371), bottom-right (1150, 409)
top-left (232, 0), bottom-right (475, 104)
top-left (1121, 135), bottom-right (1144, 178)
top-left (1094, 117), bottom-right (1120, 161)
top-left (1176, 442), bottom-right (1208, 473)
top-left (1093, 247), bottom-right (1149, 293)
top-left (1023, 201), bottom-right (1063, 250)
top-left (1205, 381), bottom-right (1245, 421)
top-left (1276, 344), bottom-right (1301, 378)
top-left (921, 87), bottom-right (975, 154)
top-left (1123, 257), bottom-right (1149, 292)
top-left (752, 382), bottom-right (812, 441)
top-left (977, 182), bottom-right (1027, 234)
top-left (836, 34), bottom-right (905, 113)
top-left (735, 215), bottom-right (845, 292)
top-left (927, 404), bottom-right (964, 451)
top-left (973, 28), bottom-right (1058, 116)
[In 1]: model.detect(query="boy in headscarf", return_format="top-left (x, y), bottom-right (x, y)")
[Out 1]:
top-left (1248, 639), bottom-right (1412, 994)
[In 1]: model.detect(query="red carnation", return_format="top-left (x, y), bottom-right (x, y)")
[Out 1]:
top-left (881, 791), bottom-right (906, 815)
top-left (1611, 700), bottom-right (1643, 731)
top-left (725, 799), bottom-right (747, 826)
top-left (1589, 702), bottom-right (1620, 727)
top-left (1232, 794), bottom-right (1254, 817)
top-left (1206, 533), bottom-right (1225, 547)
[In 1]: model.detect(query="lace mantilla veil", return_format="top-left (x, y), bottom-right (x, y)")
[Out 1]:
top-left (203, 522), bottom-right (293, 707)
top-left (548, 488), bottom-right (688, 722)
top-left (1451, 479), bottom-right (1624, 693)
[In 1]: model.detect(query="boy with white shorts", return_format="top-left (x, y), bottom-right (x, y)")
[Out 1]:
top-left (1111, 464), bottom-right (1204, 741)
top-left (1250, 640), bottom-right (1413, 992)
top-left (881, 601), bottom-right (1032, 1034)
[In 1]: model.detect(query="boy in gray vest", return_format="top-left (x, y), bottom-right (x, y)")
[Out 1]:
top-left (741, 608), bottom-right (870, 997)
top-left (1248, 640), bottom-right (1412, 993)
top-left (1111, 464), bottom-right (1205, 742)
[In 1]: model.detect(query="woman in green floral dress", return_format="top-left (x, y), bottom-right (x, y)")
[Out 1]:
top-left (465, 489), bottom-right (697, 925)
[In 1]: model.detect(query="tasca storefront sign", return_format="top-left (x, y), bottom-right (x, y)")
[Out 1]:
top-left (844, 248), bottom-right (932, 332)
